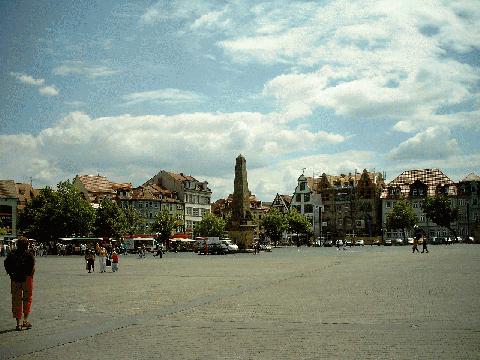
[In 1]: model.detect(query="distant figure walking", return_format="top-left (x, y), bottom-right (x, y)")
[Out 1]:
top-left (111, 251), bottom-right (119, 272)
top-left (85, 249), bottom-right (95, 273)
top-left (413, 225), bottom-right (422, 253)
top-left (421, 236), bottom-right (429, 253)
top-left (153, 243), bottom-right (163, 258)
top-left (4, 237), bottom-right (35, 331)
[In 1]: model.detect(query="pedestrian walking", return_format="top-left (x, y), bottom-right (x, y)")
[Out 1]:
top-left (413, 225), bottom-right (423, 253)
top-left (421, 236), bottom-right (429, 253)
top-left (3, 237), bottom-right (35, 331)
top-left (153, 243), bottom-right (163, 258)
top-left (85, 249), bottom-right (95, 273)
top-left (99, 247), bottom-right (107, 273)
top-left (111, 251), bottom-right (119, 272)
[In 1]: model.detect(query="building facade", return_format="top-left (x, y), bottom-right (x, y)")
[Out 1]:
top-left (290, 174), bottom-right (323, 238)
top-left (381, 168), bottom-right (457, 240)
top-left (145, 171), bottom-right (211, 236)
top-left (119, 184), bottom-right (184, 234)
top-left (316, 170), bottom-right (384, 240)
top-left (0, 180), bottom-right (19, 237)
top-left (454, 173), bottom-right (480, 240)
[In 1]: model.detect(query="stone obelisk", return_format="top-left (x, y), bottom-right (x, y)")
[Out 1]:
top-left (229, 154), bottom-right (255, 250)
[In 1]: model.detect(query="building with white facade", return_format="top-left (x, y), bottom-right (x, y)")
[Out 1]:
top-left (144, 171), bottom-right (211, 236)
top-left (290, 174), bottom-right (323, 238)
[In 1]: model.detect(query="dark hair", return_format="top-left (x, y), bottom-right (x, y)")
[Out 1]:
top-left (16, 237), bottom-right (29, 252)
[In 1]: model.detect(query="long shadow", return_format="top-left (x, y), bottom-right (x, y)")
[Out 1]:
top-left (0, 328), bottom-right (20, 335)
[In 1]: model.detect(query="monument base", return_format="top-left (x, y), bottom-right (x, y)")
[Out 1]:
top-left (229, 229), bottom-right (255, 250)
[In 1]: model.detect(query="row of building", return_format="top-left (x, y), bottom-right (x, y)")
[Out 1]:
top-left (263, 169), bottom-right (479, 241)
top-left (1, 167), bottom-right (479, 242)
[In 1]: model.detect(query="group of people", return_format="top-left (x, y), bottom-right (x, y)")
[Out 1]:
top-left (84, 243), bottom-right (120, 273)
top-left (412, 225), bottom-right (429, 254)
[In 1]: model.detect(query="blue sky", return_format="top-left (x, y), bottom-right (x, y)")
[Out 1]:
top-left (1, 0), bottom-right (479, 201)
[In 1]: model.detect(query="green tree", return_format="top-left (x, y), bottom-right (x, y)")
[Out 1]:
top-left (286, 209), bottom-right (313, 246)
top-left (422, 195), bottom-right (459, 240)
top-left (57, 181), bottom-right (96, 237)
top-left (194, 212), bottom-right (226, 238)
top-left (261, 208), bottom-right (287, 247)
top-left (385, 200), bottom-right (418, 242)
top-left (94, 197), bottom-right (128, 239)
top-left (18, 182), bottom-right (95, 242)
top-left (122, 204), bottom-right (144, 235)
top-left (150, 209), bottom-right (179, 244)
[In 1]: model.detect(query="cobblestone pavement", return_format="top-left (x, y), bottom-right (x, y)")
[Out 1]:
top-left (1, 245), bottom-right (479, 359)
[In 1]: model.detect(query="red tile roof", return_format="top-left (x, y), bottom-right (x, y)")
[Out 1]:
top-left (0, 180), bottom-right (17, 199)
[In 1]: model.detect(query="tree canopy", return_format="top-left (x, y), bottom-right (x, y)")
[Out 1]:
top-left (261, 208), bottom-right (287, 247)
top-left (122, 203), bottom-right (144, 236)
top-left (194, 212), bottom-right (226, 238)
top-left (94, 197), bottom-right (128, 239)
top-left (385, 200), bottom-right (418, 241)
top-left (422, 195), bottom-right (459, 239)
top-left (286, 209), bottom-right (313, 246)
top-left (150, 209), bottom-right (179, 243)
top-left (18, 181), bottom-right (95, 242)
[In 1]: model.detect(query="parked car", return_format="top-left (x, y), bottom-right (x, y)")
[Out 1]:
top-left (222, 239), bottom-right (239, 252)
top-left (384, 239), bottom-right (392, 246)
top-left (371, 239), bottom-right (381, 246)
top-left (407, 238), bottom-right (414, 245)
top-left (335, 239), bottom-right (344, 247)
top-left (431, 237), bottom-right (444, 245)
top-left (394, 238), bottom-right (404, 246)
top-left (260, 243), bottom-right (272, 252)
top-left (324, 240), bottom-right (333, 247)
top-left (354, 239), bottom-right (365, 246)
top-left (345, 239), bottom-right (353, 247)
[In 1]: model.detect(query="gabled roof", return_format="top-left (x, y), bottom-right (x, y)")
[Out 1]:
top-left (16, 183), bottom-right (39, 207)
top-left (0, 180), bottom-right (17, 199)
top-left (382, 169), bottom-right (454, 198)
top-left (76, 175), bottom-right (116, 194)
top-left (167, 172), bottom-right (197, 182)
top-left (461, 173), bottom-right (480, 182)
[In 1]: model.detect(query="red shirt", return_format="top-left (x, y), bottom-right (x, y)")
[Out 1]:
top-left (111, 253), bottom-right (119, 263)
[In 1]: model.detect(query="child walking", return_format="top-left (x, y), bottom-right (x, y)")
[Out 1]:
top-left (111, 251), bottom-right (119, 272)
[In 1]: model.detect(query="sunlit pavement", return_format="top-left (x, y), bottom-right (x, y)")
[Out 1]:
top-left (1, 245), bottom-right (479, 359)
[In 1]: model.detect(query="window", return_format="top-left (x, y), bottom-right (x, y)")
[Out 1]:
top-left (177, 204), bottom-right (183, 210)
top-left (412, 189), bottom-right (417, 196)
top-left (193, 208), bottom-right (199, 217)
top-left (304, 193), bottom-right (310, 202)
top-left (186, 207), bottom-right (192, 215)
top-left (386, 201), bottom-right (391, 208)
top-left (296, 194), bottom-right (301, 202)
top-left (300, 182), bottom-right (306, 191)
top-left (413, 202), bottom-right (418, 208)
top-left (304, 204), bottom-right (313, 213)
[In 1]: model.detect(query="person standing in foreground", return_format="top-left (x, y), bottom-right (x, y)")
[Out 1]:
top-left (3, 237), bottom-right (35, 331)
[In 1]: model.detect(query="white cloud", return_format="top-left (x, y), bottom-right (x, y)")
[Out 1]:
top-left (212, 1), bottom-right (480, 134)
top-left (387, 126), bottom-right (461, 161)
top-left (122, 89), bottom-right (205, 106)
top-left (53, 61), bottom-right (118, 78)
top-left (10, 72), bottom-right (45, 86)
top-left (0, 111), bottom-right (346, 199)
top-left (140, 1), bottom-right (212, 25)
top-left (39, 85), bottom-right (59, 96)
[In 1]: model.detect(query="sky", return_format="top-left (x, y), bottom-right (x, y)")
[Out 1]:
top-left (1, 0), bottom-right (479, 202)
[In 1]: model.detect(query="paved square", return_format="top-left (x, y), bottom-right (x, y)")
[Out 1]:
top-left (1, 245), bottom-right (479, 359)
